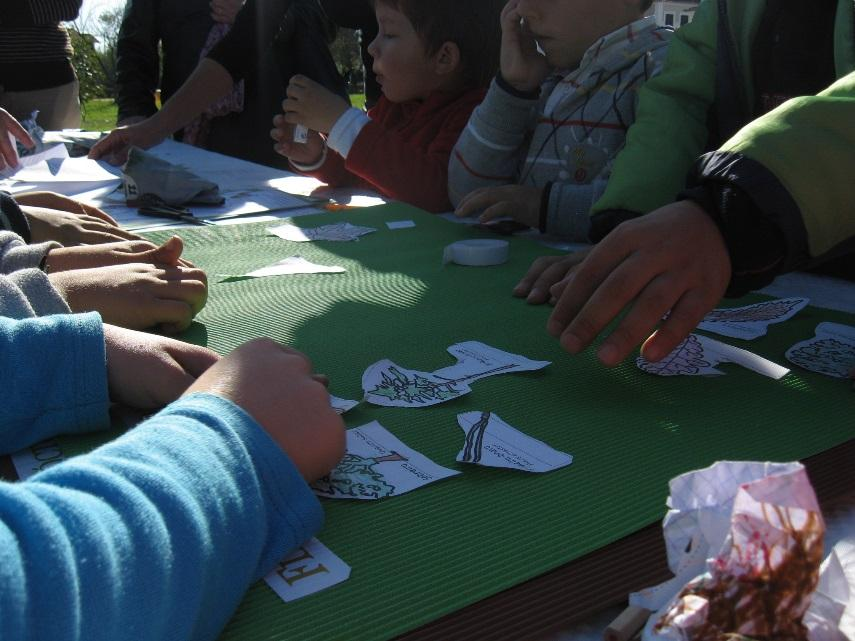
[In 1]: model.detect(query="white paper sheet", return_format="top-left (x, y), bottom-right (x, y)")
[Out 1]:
top-left (637, 333), bottom-right (790, 379)
top-left (311, 421), bottom-right (459, 500)
top-left (786, 322), bottom-right (855, 379)
top-left (386, 220), bottom-right (416, 230)
top-left (234, 257), bottom-right (345, 279)
top-left (269, 222), bottom-right (376, 242)
top-left (363, 341), bottom-right (550, 408)
top-left (697, 297), bottom-right (810, 340)
top-left (329, 395), bottom-right (359, 415)
top-left (0, 138), bottom-right (68, 179)
top-left (456, 411), bottom-right (573, 473)
top-left (264, 538), bottom-right (350, 602)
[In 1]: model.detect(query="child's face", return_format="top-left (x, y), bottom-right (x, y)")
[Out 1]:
top-left (367, 3), bottom-right (447, 102)
top-left (516, 0), bottom-right (639, 69)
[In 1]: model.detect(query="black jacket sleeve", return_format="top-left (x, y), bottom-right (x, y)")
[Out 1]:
top-left (115, 0), bottom-right (161, 122)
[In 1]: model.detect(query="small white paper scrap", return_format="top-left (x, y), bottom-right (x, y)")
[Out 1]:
top-left (785, 322), bottom-right (855, 379)
top-left (311, 421), bottom-right (459, 500)
top-left (269, 222), bottom-right (376, 242)
top-left (293, 124), bottom-right (309, 144)
top-left (637, 333), bottom-right (790, 379)
top-left (456, 412), bottom-right (572, 473)
top-left (697, 297), bottom-right (809, 340)
top-left (329, 395), bottom-right (358, 415)
top-left (242, 256), bottom-right (346, 278)
top-left (386, 220), bottom-right (415, 230)
top-left (363, 341), bottom-right (550, 408)
top-left (264, 538), bottom-right (350, 602)
top-left (11, 438), bottom-right (67, 481)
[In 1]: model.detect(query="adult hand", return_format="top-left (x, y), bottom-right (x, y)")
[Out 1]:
top-left (15, 191), bottom-right (119, 226)
top-left (45, 236), bottom-right (194, 272)
top-left (281, 75), bottom-right (349, 135)
top-left (270, 115), bottom-right (326, 166)
top-left (22, 205), bottom-right (143, 245)
top-left (455, 184), bottom-right (541, 227)
top-left (104, 324), bottom-right (219, 409)
top-left (513, 248), bottom-right (590, 304)
top-left (88, 120), bottom-right (166, 166)
top-left (547, 201), bottom-right (731, 366)
top-left (183, 339), bottom-right (346, 481)
top-left (210, 0), bottom-right (245, 24)
top-left (499, 0), bottom-right (550, 93)
top-left (0, 108), bottom-right (34, 171)
top-left (50, 263), bottom-right (209, 334)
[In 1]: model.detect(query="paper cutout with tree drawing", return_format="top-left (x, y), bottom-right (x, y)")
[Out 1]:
top-left (456, 412), bottom-right (573, 473)
top-left (362, 341), bottom-right (550, 408)
top-left (696, 297), bottom-right (810, 340)
top-left (637, 334), bottom-right (790, 379)
top-left (311, 422), bottom-right (459, 500)
top-left (268, 222), bottom-right (376, 242)
top-left (785, 322), bottom-right (855, 379)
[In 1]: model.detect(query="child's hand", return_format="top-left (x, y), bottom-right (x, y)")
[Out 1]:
top-left (270, 115), bottom-right (326, 165)
top-left (49, 263), bottom-right (209, 334)
top-left (183, 339), bottom-right (346, 481)
top-left (455, 184), bottom-right (541, 227)
top-left (22, 205), bottom-right (143, 246)
top-left (0, 108), bottom-right (34, 171)
top-left (45, 236), bottom-right (194, 272)
top-left (513, 249), bottom-right (591, 304)
top-left (281, 75), bottom-right (349, 135)
top-left (500, 0), bottom-right (550, 93)
top-left (104, 324), bottom-right (219, 409)
top-left (547, 201), bottom-right (731, 367)
top-left (15, 191), bottom-right (119, 226)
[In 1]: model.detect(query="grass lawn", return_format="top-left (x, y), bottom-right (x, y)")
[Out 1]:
top-left (81, 94), bottom-right (367, 132)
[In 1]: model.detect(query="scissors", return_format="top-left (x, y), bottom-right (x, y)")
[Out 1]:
top-left (136, 193), bottom-right (216, 226)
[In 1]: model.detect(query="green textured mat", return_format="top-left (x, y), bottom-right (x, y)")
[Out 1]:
top-left (63, 204), bottom-right (855, 640)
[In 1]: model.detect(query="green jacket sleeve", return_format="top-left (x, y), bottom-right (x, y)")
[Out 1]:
top-left (590, 0), bottom-right (719, 221)
top-left (715, 70), bottom-right (855, 264)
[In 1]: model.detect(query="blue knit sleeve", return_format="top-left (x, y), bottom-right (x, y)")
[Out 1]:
top-left (0, 313), bottom-right (109, 454)
top-left (0, 392), bottom-right (324, 641)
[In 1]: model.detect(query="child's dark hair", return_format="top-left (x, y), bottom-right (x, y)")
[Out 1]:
top-left (373, 0), bottom-right (504, 89)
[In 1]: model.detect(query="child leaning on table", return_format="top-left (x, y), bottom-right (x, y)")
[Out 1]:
top-left (0, 308), bottom-right (345, 641)
top-left (449, 0), bottom-right (671, 240)
top-left (270, 0), bottom-right (504, 213)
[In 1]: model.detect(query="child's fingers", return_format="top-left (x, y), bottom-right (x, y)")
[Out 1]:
top-left (455, 187), bottom-right (492, 217)
top-left (640, 288), bottom-right (710, 364)
top-left (479, 202), bottom-right (515, 223)
top-left (513, 255), bottom-right (561, 299)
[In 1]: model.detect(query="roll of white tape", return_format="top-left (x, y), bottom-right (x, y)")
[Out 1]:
top-left (443, 239), bottom-right (509, 266)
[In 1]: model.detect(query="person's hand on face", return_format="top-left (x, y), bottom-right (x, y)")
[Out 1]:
top-left (547, 201), bottom-right (731, 366)
top-left (183, 339), bottom-right (346, 481)
top-left (499, 0), bottom-right (550, 93)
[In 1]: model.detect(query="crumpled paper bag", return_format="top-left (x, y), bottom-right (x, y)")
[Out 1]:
top-left (122, 146), bottom-right (223, 207)
top-left (632, 461), bottom-right (852, 641)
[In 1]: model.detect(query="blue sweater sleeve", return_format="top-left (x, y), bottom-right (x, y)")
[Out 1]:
top-left (0, 313), bottom-right (110, 454)
top-left (0, 393), bottom-right (324, 641)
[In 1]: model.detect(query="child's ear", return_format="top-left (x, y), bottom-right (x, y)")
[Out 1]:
top-left (433, 41), bottom-right (461, 76)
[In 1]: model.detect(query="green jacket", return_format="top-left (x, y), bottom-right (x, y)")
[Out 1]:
top-left (590, 0), bottom-right (855, 277)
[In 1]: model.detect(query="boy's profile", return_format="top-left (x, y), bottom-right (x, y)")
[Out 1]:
top-left (271, 0), bottom-right (504, 213)
top-left (449, 0), bottom-right (670, 239)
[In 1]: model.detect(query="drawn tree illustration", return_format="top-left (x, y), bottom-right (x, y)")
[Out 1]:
top-left (461, 412), bottom-right (491, 463)
top-left (704, 299), bottom-right (802, 323)
top-left (368, 366), bottom-right (463, 405)
top-left (787, 339), bottom-right (855, 378)
top-left (312, 451), bottom-right (408, 499)
top-left (637, 334), bottom-right (713, 376)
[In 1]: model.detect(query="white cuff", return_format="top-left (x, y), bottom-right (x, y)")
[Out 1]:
top-left (327, 107), bottom-right (371, 159)
top-left (289, 142), bottom-right (328, 172)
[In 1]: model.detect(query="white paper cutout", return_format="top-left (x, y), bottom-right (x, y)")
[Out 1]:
top-left (456, 412), bottom-right (573, 473)
top-left (11, 438), bottom-right (67, 481)
top-left (0, 139), bottom-right (68, 179)
top-left (786, 322), bottom-right (855, 379)
top-left (264, 538), bottom-right (350, 602)
top-left (329, 395), bottom-right (358, 415)
top-left (697, 297), bottom-right (810, 340)
top-left (311, 421), bottom-right (459, 500)
top-left (386, 220), bottom-right (416, 230)
top-left (239, 256), bottom-right (346, 278)
top-left (362, 341), bottom-right (550, 408)
top-left (637, 333), bottom-right (790, 379)
top-left (268, 222), bottom-right (376, 242)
